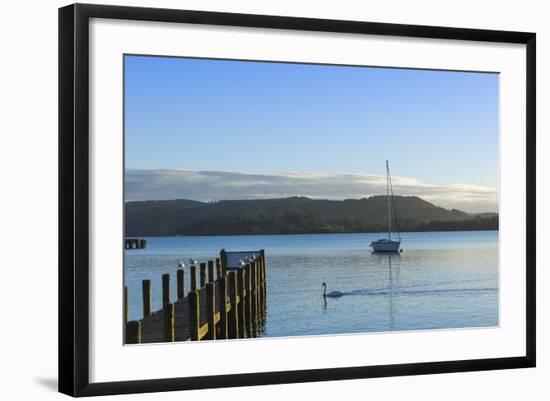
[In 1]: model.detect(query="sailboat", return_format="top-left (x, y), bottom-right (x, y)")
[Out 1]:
top-left (370, 160), bottom-right (402, 253)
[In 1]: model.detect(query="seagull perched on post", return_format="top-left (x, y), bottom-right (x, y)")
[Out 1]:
top-left (189, 258), bottom-right (198, 266)
top-left (238, 259), bottom-right (246, 267)
top-left (178, 259), bottom-right (185, 268)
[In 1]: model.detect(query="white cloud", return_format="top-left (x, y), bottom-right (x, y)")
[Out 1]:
top-left (125, 169), bottom-right (498, 213)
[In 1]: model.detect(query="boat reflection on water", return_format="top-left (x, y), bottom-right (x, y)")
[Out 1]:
top-left (371, 252), bottom-right (401, 330)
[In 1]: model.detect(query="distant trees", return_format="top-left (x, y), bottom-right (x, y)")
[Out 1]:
top-left (125, 196), bottom-right (499, 236)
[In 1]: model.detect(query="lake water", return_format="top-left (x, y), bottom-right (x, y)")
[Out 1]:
top-left (124, 231), bottom-right (499, 337)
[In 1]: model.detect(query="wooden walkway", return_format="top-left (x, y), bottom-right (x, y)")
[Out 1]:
top-left (125, 250), bottom-right (267, 343)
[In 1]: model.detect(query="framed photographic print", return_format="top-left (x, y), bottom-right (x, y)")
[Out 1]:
top-left (58, 3), bottom-right (536, 397)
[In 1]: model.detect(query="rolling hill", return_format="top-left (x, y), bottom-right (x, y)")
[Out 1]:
top-left (125, 196), bottom-right (498, 236)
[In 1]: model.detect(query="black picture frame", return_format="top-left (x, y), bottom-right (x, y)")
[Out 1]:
top-left (59, 3), bottom-right (536, 397)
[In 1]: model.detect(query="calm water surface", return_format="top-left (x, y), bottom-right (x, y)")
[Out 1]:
top-left (124, 231), bottom-right (499, 337)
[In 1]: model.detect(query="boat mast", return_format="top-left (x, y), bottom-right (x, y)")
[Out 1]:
top-left (387, 161), bottom-right (401, 242)
top-left (386, 160), bottom-right (391, 240)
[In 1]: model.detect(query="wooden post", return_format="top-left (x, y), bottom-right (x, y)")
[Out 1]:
top-left (219, 249), bottom-right (227, 276)
top-left (260, 250), bottom-right (267, 314)
top-left (163, 303), bottom-right (175, 342)
top-left (177, 269), bottom-right (185, 300)
top-left (142, 279), bottom-right (152, 318)
top-left (125, 320), bottom-right (141, 344)
top-left (200, 263), bottom-right (207, 288)
top-left (208, 260), bottom-right (215, 283)
top-left (256, 258), bottom-right (264, 327)
top-left (162, 273), bottom-right (170, 307)
top-left (244, 264), bottom-right (252, 337)
top-left (190, 264), bottom-right (197, 292)
top-left (218, 275), bottom-right (228, 339)
top-left (216, 259), bottom-right (222, 279)
top-left (256, 260), bottom-right (262, 324)
top-left (263, 260), bottom-right (267, 313)
top-left (251, 262), bottom-right (258, 335)
top-left (188, 290), bottom-right (200, 341)
top-left (206, 282), bottom-right (216, 340)
top-left (228, 271), bottom-right (239, 339)
top-left (256, 260), bottom-right (261, 327)
top-left (237, 269), bottom-right (246, 338)
top-left (124, 286), bottom-right (128, 324)
top-left (259, 259), bottom-right (265, 322)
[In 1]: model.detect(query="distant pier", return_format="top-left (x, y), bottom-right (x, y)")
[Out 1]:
top-left (124, 249), bottom-right (267, 343)
top-left (125, 238), bottom-right (147, 249)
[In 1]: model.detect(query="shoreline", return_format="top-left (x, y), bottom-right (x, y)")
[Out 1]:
top-left (125, 228), bottom-right (499, 239)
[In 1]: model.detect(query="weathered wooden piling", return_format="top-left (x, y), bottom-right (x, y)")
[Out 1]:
top-left (262, 260), bottom-right (267, 318)
top-left (261, 250), bottom-right (267, 312)
top-left (188, 290), bottom-right (200, 341)
top-left (251, 261), bottom-right (258, 335)
top-left (257, 261), bottom-right (263, 324)
top-left (256, 260), bottom-right (262, 327)
top-left (228, 271), bottom-right (239, 339)
top-left (177, 269), bottom-right (185, 300)
top-left (219, 250), bottom-right (227, 275)
top-left (208, 260), bottom-right (215, 283)
top-left (163, 303), bottom-right (175, 342)
top-left (218, 275), bottom-right (228, 339)
top-left (124, 286), bottom-right (128, 324)
top-left (200, 263), bottom-right (207, 288)
top-left (190, 264), bottom-right (197, 292)
top-left (205, 283), bottom-right (216, 340)
top-left (244, 264), bottom-right (252, 337)
top-left (126, 320), bottom-right (141, 344)
top-left (216, 260), bottom-right (222, 279)
top-left (142, 279), bottom-right (152, 318)
top-left (237, 268), bottom-right (246, 338)
top-left (256, 260), bottom-right (261, 326)
top-left (162, 273), bottom-right (170, 306)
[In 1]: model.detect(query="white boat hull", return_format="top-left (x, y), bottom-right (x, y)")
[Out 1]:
top-left (370, 239), bottom-right (401, 252)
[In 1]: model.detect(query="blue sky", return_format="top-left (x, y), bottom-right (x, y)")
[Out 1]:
top-left (124, 55), bottom-right (499, 212)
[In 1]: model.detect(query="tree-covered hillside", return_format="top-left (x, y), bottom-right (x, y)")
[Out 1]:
top-left (125, 196), bottom-right (498, 236)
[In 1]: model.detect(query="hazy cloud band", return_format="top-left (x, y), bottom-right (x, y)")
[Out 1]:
top-left (125, 169), bottom-right (498, 213)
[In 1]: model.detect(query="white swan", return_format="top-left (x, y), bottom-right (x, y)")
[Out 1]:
top-left (322, 282), bottom-right (343, 298)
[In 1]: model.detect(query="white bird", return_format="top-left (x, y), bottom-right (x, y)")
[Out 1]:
top-left (238, 259), bottom-right (246, 267)
top-left (322, 282), bottom-right (343, 298)
top-left (189, 258), bottom-right (198, 266)
top-left (178, 259), bottom-right (185, 268)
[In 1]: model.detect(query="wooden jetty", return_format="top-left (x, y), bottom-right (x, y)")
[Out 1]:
top-left (125, 238), bottom-right (147, 249)
top-left (125, 249), bottom-right (267, 344)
